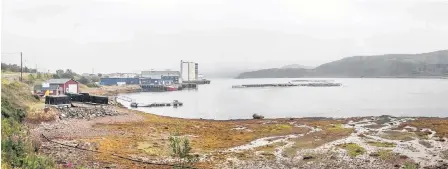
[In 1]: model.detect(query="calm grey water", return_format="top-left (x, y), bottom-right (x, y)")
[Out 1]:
top-left (118, 78), bottom-right (448, 120)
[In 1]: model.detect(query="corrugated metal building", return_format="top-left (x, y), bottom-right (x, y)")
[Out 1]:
top-left (100, 78), bottom-right (140, 86)
top-left (140, 70), bottom-right (180, 84)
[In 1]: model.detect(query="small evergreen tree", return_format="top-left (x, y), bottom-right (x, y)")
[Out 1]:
top-left (169, 132), bottom-right (199, 169)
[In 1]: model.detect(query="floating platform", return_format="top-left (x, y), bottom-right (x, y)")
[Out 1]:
top-left (130, 100), bottom-right (183, 108)
top-left (291, 80), bottom-right (334, 82)
top-left (231, 83), bottom-right (342, 88)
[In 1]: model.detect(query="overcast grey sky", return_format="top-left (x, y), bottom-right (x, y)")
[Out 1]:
top-left (2, 0), bottom-right (448, 74)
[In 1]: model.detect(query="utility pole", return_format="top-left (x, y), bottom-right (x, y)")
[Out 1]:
top-left (20, 52), bottom-right (23, 82)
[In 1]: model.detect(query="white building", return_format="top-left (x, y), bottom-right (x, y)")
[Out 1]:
top-left (180, 60), bottom-right (198, 81)
top-left (141, 70), bottom-right (180, 79)
top-left (105, 73), bottom-right (138, 78)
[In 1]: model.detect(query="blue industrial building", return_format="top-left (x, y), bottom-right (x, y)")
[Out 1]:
top-left (140, 78), bottom-right (162, 85)
top-left (139, 76), bottom-right (179, 85)
top-left (161, 75), bottom-right (179, 84)
top-left (100, 78), bottom-right (140, 86)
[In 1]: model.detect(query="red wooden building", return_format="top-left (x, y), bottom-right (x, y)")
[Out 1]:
top-left (36, 78), bottom-right (79, 95)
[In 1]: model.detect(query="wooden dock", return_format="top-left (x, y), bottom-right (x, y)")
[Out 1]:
top-left (182, 79), bottom-right (211, 84)
top-left (140, 84), bottom-right (183, 92)
top-left (130, 100), bottom-right (183, 108)
top-left (140, 84), bottom-right (198, 92)
top-left (231, 83), bottom-right (342, 88)
top-left (180, 83), bottom-right (198, 89)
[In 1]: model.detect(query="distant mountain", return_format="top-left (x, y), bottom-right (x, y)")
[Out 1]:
top-left (280, 64), bottom-right (314, 69)
top-left (236, 50), bottom-right (448, 79)
top-left (202, 61), bottom-right (301, 78)
top-left (236, 68), bottom-right (310, 79)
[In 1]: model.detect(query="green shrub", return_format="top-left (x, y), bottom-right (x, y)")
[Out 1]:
top-left (337, 143), bottom-right (366, 157)
top-left (22, 154), bottom-right (55, 169)
top-left (1, 137), bottom-right (26, 167)
top-left (169, 132), bottom-right (199, 169)
top-left (403, 162), bottom-right (418, 169)
top-left (86, 83), bottom-right (99, 88)
top-left (1, 81), bottom-right (55, 169)
top-left (1, 99), bottom-right (26, 122)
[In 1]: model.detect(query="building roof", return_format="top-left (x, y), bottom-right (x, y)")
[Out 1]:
top-left (34, 84), bottom-right (60, 90)
top-left (45, 78), bottom-right (73, 84)
top-left (141, 71), bottom-right (180, 76)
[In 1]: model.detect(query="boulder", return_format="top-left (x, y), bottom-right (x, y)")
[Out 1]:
top-left (303, 156), bottom-right (313, 160)
top-left (252, 113), bottom-right (264, 119)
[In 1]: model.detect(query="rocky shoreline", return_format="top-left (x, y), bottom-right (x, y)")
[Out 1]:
top-left (58, 104), bottom-right (120, 120)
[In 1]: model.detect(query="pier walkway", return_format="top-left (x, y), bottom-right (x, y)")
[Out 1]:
top-left (130, 100), bottom-right (183, 108)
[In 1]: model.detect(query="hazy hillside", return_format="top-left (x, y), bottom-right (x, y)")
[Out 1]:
top-left (236, 50), bottom-right (448, 78)
top-left (281, 64), bottom-right (314, 69)
top-left (236, 68), bottom-right (309, 79)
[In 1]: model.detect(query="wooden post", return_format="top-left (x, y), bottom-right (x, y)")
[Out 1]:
top-left (20, 52), bottom-right (23, 82)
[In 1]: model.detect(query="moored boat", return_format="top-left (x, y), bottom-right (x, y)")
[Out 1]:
top-left (166, 85), bottom-right (178, 91)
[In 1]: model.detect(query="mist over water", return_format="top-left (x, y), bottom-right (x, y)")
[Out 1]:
top-left (118, 78), bottom-right (448, 120)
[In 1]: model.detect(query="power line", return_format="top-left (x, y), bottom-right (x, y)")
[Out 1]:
top-left (1, 52), bottom-right (22, 54)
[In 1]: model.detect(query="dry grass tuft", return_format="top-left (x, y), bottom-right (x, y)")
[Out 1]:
top-left (380, 131), bottom-right (415, 141)
top-left (337, 143), bottom-right (366, 157)
top-left (399, 118), bottom-right (448, 138)
top-left (367, 141), bottom-right (396, 148)
top-left (25, 106), bottom-right (58, 124)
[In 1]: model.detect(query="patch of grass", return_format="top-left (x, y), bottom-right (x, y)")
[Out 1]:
top-left (261, 124), bottom-right (293, 132)
top-left (136, 141), bottom-right (169, 156)
top-left (415, 130), bottom-right (432, 140)
top-left (380, 131), bottom-right (415, 141)
top-left (377, 149), bottom-right (394, 160)
top-left (367, 141), bottom-right (396, 147)
top-left (399, 118), bottom-right (448, 138)
top-left (327, 124), bottom-right (345, 131)
top-left (235, 152), bottom-right (255, 161)
top-left (403, 162), bottom-right (418, 169)
top-left (337, 143), bottom-right (366, 157)
top-left (283, 124), bottom-right (354, 158)
top-left (254, 141), bottom-right (287, 153)
top-left (25, 107), bottom-right (58, 124)
top-left (364, 124), bottom-right (386, 129)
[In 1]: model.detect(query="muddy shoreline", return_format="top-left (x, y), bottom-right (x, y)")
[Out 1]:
top-left (31, 86), bottom-right (447, 168)
top-left (30, 101), bottom-right (448, 169)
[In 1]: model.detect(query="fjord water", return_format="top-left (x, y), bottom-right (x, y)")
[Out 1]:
top-left (118, 78), bottom-right (448, 120)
